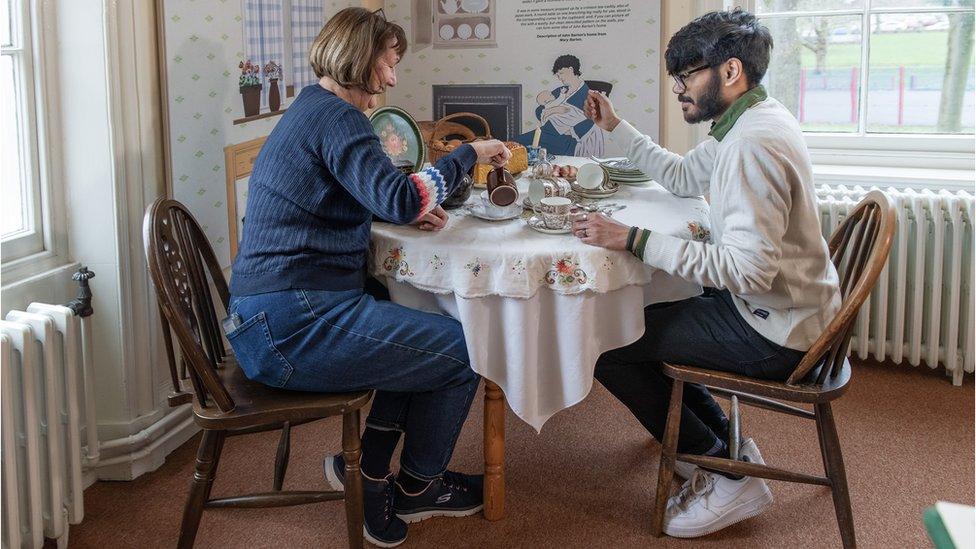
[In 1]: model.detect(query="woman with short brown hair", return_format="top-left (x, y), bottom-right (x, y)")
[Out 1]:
top-left (228, 8), bottom-right (510, 547)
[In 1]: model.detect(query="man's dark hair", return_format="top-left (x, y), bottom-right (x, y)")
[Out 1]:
top-left (552, 54), bottom-right (581, 76)
top-left (665, 8), bottom-right (773, 87)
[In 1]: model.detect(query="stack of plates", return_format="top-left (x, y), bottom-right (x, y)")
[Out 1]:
top-left (570, 180), bottom-right (618, 199)
top-left (591, 157), bottom-right (652, 185)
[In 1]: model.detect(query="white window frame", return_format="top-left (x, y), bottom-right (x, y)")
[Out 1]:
top-left (2, 0), bottom-right (43, 260)
top-left (1, 0), bottom-right (67, 283)
top-left (734, 0), bottom-right (976, 174)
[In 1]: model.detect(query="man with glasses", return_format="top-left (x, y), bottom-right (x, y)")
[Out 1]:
top-left (575, 9), bottom-right (841, 538)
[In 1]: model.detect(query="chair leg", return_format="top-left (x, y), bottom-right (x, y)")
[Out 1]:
top-left (273, 422), bottom-right (291, 491)
top-left (342, 410), bottom-right (364, 549)
top-left (178, 429), bottom-right (224, 549)
top-left (816, 403), bottom-right (856, 549)
top-left (202, 430), bottom-right (226, 503)
top-left (651, 379), bottom-right (684, 537)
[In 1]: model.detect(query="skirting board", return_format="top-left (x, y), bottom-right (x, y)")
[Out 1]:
top-left (89, 407), bottom-right (200, 482)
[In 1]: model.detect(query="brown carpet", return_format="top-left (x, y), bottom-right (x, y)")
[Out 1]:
top-left (70, 362), bottom-right (973, 548)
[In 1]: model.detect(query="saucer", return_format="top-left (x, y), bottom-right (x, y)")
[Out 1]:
top-left (466, 202), bottom-right (523, 221)
top-left (526, 215), bottom-right (572, 234)
top-left (571, 181), bottom-right (619, 199)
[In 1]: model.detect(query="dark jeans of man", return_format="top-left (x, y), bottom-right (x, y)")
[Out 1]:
top-left (594, 288), bottom-right (806, 456)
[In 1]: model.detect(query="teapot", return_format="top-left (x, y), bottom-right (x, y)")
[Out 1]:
top-left (440, 0), bottom-right (459, 14)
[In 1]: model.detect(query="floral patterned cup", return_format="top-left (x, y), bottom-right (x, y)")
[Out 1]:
top-left (528, 176), bottom-right (571, 206)
top-left (532, 196), bottom-right (573, 229)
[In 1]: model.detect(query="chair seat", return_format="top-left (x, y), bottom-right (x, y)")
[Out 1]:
top-left (191, 357), bottom-right (373, 430)
top-left (662, 358), bottom-right (851, 404)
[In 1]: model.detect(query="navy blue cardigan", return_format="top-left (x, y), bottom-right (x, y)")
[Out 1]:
top-left (230, 85), bottom-right (476, 295)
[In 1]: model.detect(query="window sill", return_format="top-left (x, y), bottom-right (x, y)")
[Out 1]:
top-left (233, 109), bottom-right (286, 125)
top-left (1, 258), bottom-right (80, 294)
top-left (812, 163), bottom-right (975, 192)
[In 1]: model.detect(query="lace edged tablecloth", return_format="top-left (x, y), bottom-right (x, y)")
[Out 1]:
top-left (369, 179), bottom-right (710, 299)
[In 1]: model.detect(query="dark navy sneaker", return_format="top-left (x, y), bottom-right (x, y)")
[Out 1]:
top-left (324, 454), bottom-right (407, 548)
top-left (393, 471), bottom-right (484, 523)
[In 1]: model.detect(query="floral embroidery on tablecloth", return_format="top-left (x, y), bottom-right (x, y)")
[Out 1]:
top-left (382, 246), bottom-right (414, 277)
top-left (511, 259), bottom-right (526, 276)
top-left (429, 255), bottom-right (445, 270)
top-left (543, 256), bottom-right (588, 286)
top-left (687, 221), bottom-right (711, 242)
top-left (601, 256), bottom-right (614, 271)
top-left (465, 258), bottom-right (489, 277)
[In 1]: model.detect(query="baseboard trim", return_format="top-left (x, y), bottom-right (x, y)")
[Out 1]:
top-left (92, 407), bottom-right (200, 481)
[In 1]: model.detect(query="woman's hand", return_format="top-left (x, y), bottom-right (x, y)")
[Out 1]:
top-left (572, 212), bottom-right (630, 250)
top-left (469, 139), bottom-right (512, 167)
top-left (412, 206), bottom-right (449, 231)
top-left (585, 90), bottom-right (621, 132)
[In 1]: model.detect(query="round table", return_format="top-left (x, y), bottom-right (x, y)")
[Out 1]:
top-left (369, 155), bottom-right (711, 519)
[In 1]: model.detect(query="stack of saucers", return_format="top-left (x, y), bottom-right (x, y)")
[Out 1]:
top-left (571, 180), bottom-right (619, 200)
top-left (591, 157), bottom-right (653, 185)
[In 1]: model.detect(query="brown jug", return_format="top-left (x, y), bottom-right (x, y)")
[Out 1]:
top-left (486, 167), bottom-right (518, 207)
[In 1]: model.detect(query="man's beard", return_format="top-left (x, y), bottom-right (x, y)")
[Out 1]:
top-left (679, 72), bottom-right (727, 124)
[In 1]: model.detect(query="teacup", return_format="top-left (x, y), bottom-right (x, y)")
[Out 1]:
top-left (528, 176), bottom-right (571, 206)
top-left (576, 162), bottom-right (610, 190)
top-left (532, 196), bottom-right (573, 229)
top-left (480, 191), bottom-right (516, 217)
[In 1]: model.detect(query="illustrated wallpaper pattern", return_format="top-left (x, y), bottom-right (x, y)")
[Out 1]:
top-left (162, 0), bottom-right (358, 268)
top-left (385, 0), bottom-right (661, 156)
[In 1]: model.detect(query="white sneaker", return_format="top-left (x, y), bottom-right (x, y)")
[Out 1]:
top-left (663, 439), bottom-right (773, 538)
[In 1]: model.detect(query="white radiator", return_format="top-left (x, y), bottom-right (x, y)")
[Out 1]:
top-left (1, 299), bottom-right (99, 548)
top-left (816, 185), bottom-right (975, 385)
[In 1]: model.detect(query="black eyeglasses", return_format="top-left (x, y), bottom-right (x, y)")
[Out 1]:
top-left (672, 64), bottom-right (712, 90)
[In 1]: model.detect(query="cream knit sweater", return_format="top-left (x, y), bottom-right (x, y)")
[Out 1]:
top-left (610, 97), bottom-right (841, 351)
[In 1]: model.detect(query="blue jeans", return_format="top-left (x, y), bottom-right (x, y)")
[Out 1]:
top-left (595, 288), bottom-right (805, 455)
top-left (226, 287), bottom-right (480, 480)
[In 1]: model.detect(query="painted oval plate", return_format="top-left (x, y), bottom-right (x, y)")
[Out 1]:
top-left (369, 106), bottom-right (426, 173)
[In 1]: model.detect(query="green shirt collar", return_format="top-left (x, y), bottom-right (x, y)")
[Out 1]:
top-left (708, 85), bottom-right (768, 142)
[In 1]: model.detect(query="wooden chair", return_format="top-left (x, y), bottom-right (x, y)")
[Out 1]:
top-left (143, 197), bottom-right (372, 549)
top-left (651, 190), bottom-right (896, 549)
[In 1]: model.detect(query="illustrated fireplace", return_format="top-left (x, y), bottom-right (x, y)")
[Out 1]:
top-left (432, 84), bottom-right (522, 141)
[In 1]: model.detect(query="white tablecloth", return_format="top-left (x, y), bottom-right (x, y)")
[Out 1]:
top-left (369, 156), bottom-right (710, 431)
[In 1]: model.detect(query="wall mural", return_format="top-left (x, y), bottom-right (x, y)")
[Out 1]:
top-left (387, 0), bottom-right (661, 157)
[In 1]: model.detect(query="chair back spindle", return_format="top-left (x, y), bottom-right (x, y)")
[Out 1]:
top-left (787, 190), bottom-right (896, 385)
top-left (144, 198), bottom-right (236, 412)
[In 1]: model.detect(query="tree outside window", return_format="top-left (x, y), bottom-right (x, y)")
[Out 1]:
top-left (758, 0), bottom-right (975, 135)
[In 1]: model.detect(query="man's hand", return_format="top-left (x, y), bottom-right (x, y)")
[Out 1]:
top-left (585, 90), bottom-right (621, 132)
top-left (469, 139), bottom-right (512, 167)
top-left (412, 206), bottom-right (449, 231)
top-left (572, 212), bottom-right (630, 250)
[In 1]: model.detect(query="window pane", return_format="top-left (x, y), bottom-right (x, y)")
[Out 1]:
top-left (761, 15), bottom-right (864, 133)
top-left (866, 13), bottom-right (975, 134)
top-left (1, 54), bottom-right (26, 237)
top-left (756, 0), bottom-right (864, 14)
top-left (871, 0), bottom-right (974, 10)
top-left (1, 0), bottom-right (10, 48)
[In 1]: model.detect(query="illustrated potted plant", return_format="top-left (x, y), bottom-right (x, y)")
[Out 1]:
top-left (238, 59), bottom-right (262, 117)
top-left (264, 60), bottom-right (282, 112)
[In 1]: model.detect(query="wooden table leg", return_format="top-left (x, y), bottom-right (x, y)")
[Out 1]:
top-left (483, 380), bottom-right (505, 521)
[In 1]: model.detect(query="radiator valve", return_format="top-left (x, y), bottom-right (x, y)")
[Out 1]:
top-left (67, 266), bottom-right (96, 318)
